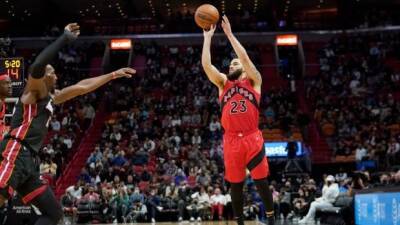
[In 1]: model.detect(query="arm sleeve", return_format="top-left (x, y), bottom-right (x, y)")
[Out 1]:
top-left (29, 30), bottom-right (76, 78)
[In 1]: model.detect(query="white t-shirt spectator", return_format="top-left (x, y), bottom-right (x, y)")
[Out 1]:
top-left (50, 118), bottom-right (61, 131)
top-left (355, 146), bottom-right (367, 161)
top-left (388, 141), bottom-right (400, 154)
top-left (110, 132), bottom-right (121, 141)
top-left (62, 114), bottom-right (71, 127)
top-left (84, 104), bottom-right (96, 120)
top-left (209, 120), bottom-right (221, 132)
top-left (192, 135), bottom-right (201, 145)
top-left (64, 136), bottom-right (73, 149)
top-left (171, 117), bottom-right (182, 127)
top-left (40, 162), bottom-right (57, 176)
top-left (191, 191), bottom-right (211, 205)
top-left (144, 139), bottom-right (156, 152)
top-left (210, 194), bottom-right (226, 205)
top-left (66, 185), bottom-right (82, 200)
top-left (44, 145), bottom-right (55, 155)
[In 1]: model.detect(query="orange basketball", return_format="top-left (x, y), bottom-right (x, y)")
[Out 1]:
top-left (194, 4), bottom-right (220, 30)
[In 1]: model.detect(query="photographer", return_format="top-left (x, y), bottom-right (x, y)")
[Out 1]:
top-left (284, 140), bottom-right (303, 172)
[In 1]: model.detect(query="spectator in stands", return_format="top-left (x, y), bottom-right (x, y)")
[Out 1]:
top-left (270, 185), bottom-right (280, 220)
top-left (387, 137), bottom-right (400, 167)
top-left (186, 187), bottom-right (207, 222)
top-left (143, 137), bottom-right (156, 152)
top-left (355, 143), bottom-right (368, 163)
top-left (177, 181), bottom-right (191, 221)
top-left (192, 129), bottom-right (202, 145)
top-left (210, 188), bottom-right (225, 220)
top-left (244, 192), bottom-right (261, 220)
top-left (110, 188), bottom-right (130, 223)
top-left (60, 189), bottom-right (78, 222)
top-left (126, 199), bottom-right (148, 223)
top-left (82, 103), bottom-right (96, 130)
top-left (299, 175), bottom-right (339, 223)
top-left (40, 157), bottom-right (58, 177)
top-left (209, 116), bottom-right (221, 140)
top-left (50, 117), bottom-right (61, 132)
top-left (147, 189), bottom-right (163, 223)
top-left (79, 186), bottom-right (101, 215)
top-left (292, 187), bottom-right (312, 218)
top-left (66, 182), bottom-right (83, 201)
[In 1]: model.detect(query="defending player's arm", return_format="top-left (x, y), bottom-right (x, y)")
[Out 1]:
top-left (26, 23), bottom-right (80, 98)
top-left (221, 15), bottom-right (262, 88)
top-left (53, 68), bottom-right (136, 104)
top-left (201, 24), bottom-right (227, 90)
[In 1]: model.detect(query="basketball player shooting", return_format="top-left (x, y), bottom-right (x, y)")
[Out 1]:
top-left (0, 73), bottom-right (12, 140)
top-left (0, 23), bottom-right (135, 225)
top-left (202, 15), bottom-right (275, 225)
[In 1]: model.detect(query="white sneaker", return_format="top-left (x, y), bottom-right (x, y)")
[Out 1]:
top-left (197, 217), bottom-right (201, 222)
top-left (190, 217), bottom-right (195, 222)
top-left (151, 218), bottom-right (156, 223)
top-left (299, 218), bottom-right (313, 224)
top-left (157, 206), bottom-right (163, 211)
top-left (178, 217), bottom-right (183, 222)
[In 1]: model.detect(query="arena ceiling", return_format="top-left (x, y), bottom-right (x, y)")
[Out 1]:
top-left (0, 0), bottom-right (399, 30)
top-left (0, 0), bottom-right (373, 21)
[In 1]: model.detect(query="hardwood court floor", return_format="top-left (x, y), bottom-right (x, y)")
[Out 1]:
top-left (92, 220), bottom-right (327, 225)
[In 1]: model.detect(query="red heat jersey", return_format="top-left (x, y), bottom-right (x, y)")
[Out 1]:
top-left (0, 102), bottom-right (6, 140)
top-left (219, 79), bottom-right (260, 133)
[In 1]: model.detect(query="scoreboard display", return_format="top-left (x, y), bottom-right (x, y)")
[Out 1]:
top-left (0, 57), bottom-right (25, 96)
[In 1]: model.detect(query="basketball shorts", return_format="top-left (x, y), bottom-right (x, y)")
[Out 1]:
top-left (223, 129), bottom-right (270, 183)
top-left (0, 138), bottom-right (47, 204)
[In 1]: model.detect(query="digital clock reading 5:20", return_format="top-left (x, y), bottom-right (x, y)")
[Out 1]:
top-left (0, 57), bottom-right (25, 96)
top-left (4, 59), bottom-right (22, 68)
top-left (0, 57), bottom-right (24, 80)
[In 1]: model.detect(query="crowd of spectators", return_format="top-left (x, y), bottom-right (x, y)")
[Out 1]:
top-left (3, 30), bottom-right (388, 224)
top-left (54, 38), bottom-right (399, 224)
top-left (54, 41), bottom-right (296, 223)
top-left (306, 32), bottom-right (400, 169)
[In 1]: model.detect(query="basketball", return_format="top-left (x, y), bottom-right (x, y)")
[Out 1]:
top-left (194, 4), bottom-right (220, 30)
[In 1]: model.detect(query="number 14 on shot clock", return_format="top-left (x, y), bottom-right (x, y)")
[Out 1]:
top-left (0, 57), bottom-right (24, 80)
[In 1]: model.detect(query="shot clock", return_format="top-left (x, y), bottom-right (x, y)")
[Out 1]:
top-left (0, 57), bottom-right (25, 96)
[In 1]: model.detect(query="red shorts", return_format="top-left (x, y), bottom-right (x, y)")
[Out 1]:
top-left (223, 130), bottom-right (270, 183)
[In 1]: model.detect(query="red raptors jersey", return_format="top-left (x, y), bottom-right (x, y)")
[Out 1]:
top-left (0, 102), bottom-right (6, 140)
top-left (219, 79), bottom-right (260, 133)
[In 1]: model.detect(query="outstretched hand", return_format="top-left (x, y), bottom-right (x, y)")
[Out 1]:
top-left (113, 68), bottom-right (136, 79)
top-left (64, 23), bottom-right (80, 40)
top-left (221, 15), bottom-right (232, 36)
top-left (203, 24), bottom-right (217, 39)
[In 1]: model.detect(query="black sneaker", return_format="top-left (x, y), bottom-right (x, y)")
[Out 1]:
top-left (235, 216), bottom-right (244, 225)
top-left (267, 216), bottom-right (275, 225)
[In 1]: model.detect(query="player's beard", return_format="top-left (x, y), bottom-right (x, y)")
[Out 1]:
top-left (227, 68), bottom-right (243, 81)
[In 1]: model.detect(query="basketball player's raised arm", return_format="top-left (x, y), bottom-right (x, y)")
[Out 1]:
top-left (221, 15), bottom-right (262, 87)
top-left (25, 23), bottom-right (80, 96)
top-left (201, 24), bottom-right (227, 90)
top-left (53, 68), bottom-right (136, 104)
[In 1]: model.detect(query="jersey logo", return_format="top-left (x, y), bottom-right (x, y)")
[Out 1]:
top-left (221, 86), bottom-right (259, 112)
top-left (46, 100), bottom-right (54, 114)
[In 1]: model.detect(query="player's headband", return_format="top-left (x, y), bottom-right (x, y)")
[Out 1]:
top-left (0, 74), bottom-right (9, 81)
